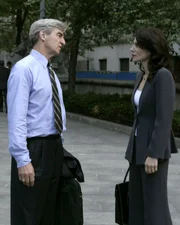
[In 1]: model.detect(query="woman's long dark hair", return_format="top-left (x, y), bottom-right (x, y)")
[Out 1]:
top-left (135, 28), bottom-right (173, 80)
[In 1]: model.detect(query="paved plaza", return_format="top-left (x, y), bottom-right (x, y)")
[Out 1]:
top-left (0, 112), bottom-right (180, 225)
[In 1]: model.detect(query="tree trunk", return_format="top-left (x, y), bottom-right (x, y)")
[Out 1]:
top-left (16, 9), bottom-right (23, 46)
top-left (15, 8), bottom-right (28, 47)
top-left (68, 34), bottom-right (80, 93)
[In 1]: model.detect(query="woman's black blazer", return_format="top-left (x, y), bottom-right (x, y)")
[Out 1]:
top-left (125, 68), bottom-right (178, 165)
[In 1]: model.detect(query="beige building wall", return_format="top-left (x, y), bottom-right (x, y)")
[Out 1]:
top-left (77, 43), bottom-right (139, 72)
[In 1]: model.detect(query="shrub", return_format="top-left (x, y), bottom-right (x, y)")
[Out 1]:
top-left (172, 110), bottom-right (180, 137)
top-left (63, 91), bottom-right (180, 137)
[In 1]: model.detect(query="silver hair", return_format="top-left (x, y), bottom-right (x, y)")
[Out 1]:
top-left (29, 18), bottom-right (67, 46)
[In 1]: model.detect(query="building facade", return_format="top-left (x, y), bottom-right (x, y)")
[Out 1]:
top-left (77, 42), bottom-right (180, 81)
top-left (77, 43), bottom-right (139, 73)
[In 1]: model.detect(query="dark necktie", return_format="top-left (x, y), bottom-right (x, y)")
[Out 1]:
top-left (48, 63), bottom-right (63, 134)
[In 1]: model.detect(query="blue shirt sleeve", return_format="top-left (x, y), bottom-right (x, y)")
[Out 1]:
top-left (7, 65), bottom-right (32, 168)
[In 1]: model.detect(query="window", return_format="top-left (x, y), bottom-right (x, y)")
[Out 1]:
top-left (76, 60), bottom-right (89, 71)
top-left (99, 59), bottom-right (107, 71)
top-left (120, 58), bottom-right (129, 72)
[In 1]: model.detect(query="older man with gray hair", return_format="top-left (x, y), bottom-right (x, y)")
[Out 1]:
top-left (7, 19), bottom-right (67, 225)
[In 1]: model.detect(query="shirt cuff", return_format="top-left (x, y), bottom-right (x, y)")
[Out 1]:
top-left (14, 151), bottom-right (31, 168)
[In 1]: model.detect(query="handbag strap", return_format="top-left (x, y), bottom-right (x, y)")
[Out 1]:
top-left (123, 167), bottom-right (130, 183)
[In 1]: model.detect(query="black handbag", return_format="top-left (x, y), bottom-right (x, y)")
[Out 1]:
top-left (115, 167), bottom-right (129, 225)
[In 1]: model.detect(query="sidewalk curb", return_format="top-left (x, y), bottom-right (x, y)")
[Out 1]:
top-left (66, 112), bottom-right (180, 149)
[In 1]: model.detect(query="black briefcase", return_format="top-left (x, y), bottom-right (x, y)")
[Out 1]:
top-left (115, 167), bottom-right (129, 225)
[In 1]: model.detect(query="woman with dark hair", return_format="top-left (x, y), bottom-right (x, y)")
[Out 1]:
top-left (125, 27), bottom-right (178, 225)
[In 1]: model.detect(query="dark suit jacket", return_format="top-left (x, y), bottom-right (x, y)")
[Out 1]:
top-left (62, 148), bottom-right (84, 182)
top-left (0, 65), bottom-right (10, 90)
top-left (125, 68), bottom-right (178, 165)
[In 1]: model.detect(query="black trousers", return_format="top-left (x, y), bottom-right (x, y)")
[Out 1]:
top-left (0, 89), bottom-right (7, 111)
top-left (11, 134), bottom-right (64, 225)
top-left (128, 140), bottom-right (172, 225)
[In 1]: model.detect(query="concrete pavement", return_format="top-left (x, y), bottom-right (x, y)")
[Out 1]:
top-left (0, 112), bottom-right (180, 225)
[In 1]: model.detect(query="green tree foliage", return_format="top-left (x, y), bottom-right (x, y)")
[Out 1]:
top-left (116, 0), bottom-right (180, 43)
top-left (0, 0), bottom-right (39, 51)
top-left (0, 0), bottom-right (180, 89)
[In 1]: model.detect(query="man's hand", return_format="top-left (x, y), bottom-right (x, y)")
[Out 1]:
top-left (145, 157), bottom-right (158, 174)
top-left (18, 162), bottom-right (35, 187)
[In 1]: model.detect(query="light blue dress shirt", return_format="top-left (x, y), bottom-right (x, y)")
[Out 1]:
top-left (7, 49), bottom-right (66, 168)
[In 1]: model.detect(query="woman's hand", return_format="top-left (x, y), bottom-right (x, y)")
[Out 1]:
top-left (145, 157), bottom-right (158, 174)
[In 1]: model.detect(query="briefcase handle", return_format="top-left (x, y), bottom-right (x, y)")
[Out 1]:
top-left (123, 167), bottom-right (130, 183)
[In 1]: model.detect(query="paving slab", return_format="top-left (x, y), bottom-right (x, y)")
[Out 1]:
top-left (0, 112), bottom-right (180, 225)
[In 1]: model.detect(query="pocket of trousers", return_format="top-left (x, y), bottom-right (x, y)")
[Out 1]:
top-left (27, 139), bottom-right (43, 179)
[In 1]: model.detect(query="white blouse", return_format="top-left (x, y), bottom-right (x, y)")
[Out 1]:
top-left (134, 90), bottom-right (142, 136)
